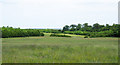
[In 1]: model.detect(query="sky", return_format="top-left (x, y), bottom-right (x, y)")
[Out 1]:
top-left (0, 0), bottom-right (119, 29)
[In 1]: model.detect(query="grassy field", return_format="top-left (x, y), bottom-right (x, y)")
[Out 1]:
top-left (2, 33), bottom-right (118, 63)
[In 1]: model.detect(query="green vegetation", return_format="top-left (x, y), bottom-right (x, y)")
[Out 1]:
top-left (64, 31), bottom-right (89, 35)
top-left (2, 34), bottom-right (118, 63)
top-left (1, 23), bottom-right (119, 63)
top-left (50, 33), bottom-right (71, 37)
top-left (63, 23), bottom-right (120, 37)
top-left (1, 23), bottom-right (120, 38)
top-left (39, 29), bottom-right (61, 33)
top-left (2, 26), bottom-right (44, 38)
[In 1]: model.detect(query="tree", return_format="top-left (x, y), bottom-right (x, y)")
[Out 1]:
top-left (93, 23), bottom-right (100, 32)
top-left (82, 23), bottom-right (89, 31)
top-left (76, 24), bottom-right (81, 30)
top-left (70, 24), bottom-right (77, 31)
top-left (83, 23), bottom-right (88, 28)
top-left (105, 24), bottom-right (110, 30)
top-left (63, 25), bottom-right (69, 31)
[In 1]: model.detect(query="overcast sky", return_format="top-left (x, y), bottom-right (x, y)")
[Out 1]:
top-left (0, 0), bottom-right (119, 29)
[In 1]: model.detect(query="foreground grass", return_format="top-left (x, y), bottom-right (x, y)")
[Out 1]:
top-left (2, 34), bottom-right (118, 63)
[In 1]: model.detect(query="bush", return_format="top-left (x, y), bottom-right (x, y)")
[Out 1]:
top-left (2, 26), bottom-right (44, 38)
top-left (64, 31), bottom-right (90, 35)
top-left (84, 35), bottom-right (89, 38)
top-left (88, 30), bottom-right (115, 38)
top-left (50, 34), bottom-right (71, 37)
top-left (39, 29), bottom-right (61, 33)
top-left (40, 33), bottom-right (44, 36)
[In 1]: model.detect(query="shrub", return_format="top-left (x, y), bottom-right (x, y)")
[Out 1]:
top-left (84, 35), bottom-right (89, 38)
top-left (2, 26), bottom-right (44, 38)
top-left (50, 34), bottom-right (71, 37)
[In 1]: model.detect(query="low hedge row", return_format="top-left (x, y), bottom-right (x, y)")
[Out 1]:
top-left (50, 34), bottom-right (71, 37)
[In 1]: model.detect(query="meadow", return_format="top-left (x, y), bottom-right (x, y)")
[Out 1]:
top-left (2, 33), bottom-right (118, 63)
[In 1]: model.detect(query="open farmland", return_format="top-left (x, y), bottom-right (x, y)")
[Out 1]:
top-left (2, 33), bottom-right (118, 63)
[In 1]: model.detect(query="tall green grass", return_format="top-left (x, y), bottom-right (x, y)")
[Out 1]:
top-left (2, 34), bottom-right (118, 63)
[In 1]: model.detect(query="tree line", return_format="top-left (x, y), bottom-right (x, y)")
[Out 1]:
top-left (1, 23), bottom-right (120, 38)
top-left (63, 23), bottom-right (120, 37)
top-left (2, 26), bottom-right (44, 38)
